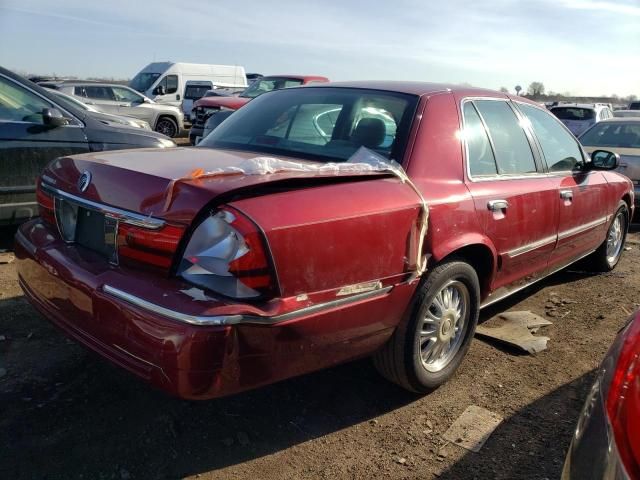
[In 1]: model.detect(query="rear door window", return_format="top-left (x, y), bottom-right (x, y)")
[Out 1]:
top-left (462, 102), bottom-right (498, 176)
top-left (184, 84), bottom-right (212, 100)
top-left (75, 86), bottom-right (116, 101)
top-left (518, 103), bottom-right (583, 171)
top-left (474, 100), bottom-right (537, 175)
top-left (551, 107), bottom-right (596, 121)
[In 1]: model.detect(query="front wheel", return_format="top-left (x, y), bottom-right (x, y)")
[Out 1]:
top-left (155, 116), bottom-right (178, 138)
top-left (587, 202), bottom-right (628, 272)
top-left (373, 260), bottom-right (480, 393)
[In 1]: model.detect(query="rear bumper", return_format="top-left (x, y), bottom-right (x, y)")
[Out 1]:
top-left (16, 219), bottom-right (409, 399)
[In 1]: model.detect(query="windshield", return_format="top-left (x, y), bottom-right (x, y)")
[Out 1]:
top-left (199, 87), bottom-right (418, 163)
top-left (551, 107), bottom-right (596, 121)
top-left (580, 122), bottom-right (640, 148)
top-left (129, 72), bottom-right (161, 92)
top-left (240, 77), bottom-right (304, 99)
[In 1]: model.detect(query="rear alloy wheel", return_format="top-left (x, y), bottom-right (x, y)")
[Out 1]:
top-left (587, 202), bottom-right (628, 272)
top-left (155, 117), bottom-right (178, 137)
top-left (419, 280), bottom-right (469, 373)
top-left (373, 260), bottom-right (480, 393)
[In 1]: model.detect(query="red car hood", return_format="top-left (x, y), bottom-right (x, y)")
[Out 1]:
top-left (193, 96), bottom-right (250, 110)
top-left (42, 147), bottom-right (387, 225)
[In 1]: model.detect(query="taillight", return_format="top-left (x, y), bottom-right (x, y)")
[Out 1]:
top-left (606, 314), bottom-right (640, 478)
top-left (117, 223), bottom-right (184, 270)
top-left (36, 181), bottom-right (55, 225)
top-left (177, 206), bottom-right (278, 299)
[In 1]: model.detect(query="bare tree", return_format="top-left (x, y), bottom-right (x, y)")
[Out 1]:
top-left (527, 82), bottom-right (545, 97)
top-left (499, 87), bottom-right (509, 93)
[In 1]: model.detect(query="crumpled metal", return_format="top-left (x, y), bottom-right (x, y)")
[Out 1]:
top-left (163, 147), bottom-right (429, 277)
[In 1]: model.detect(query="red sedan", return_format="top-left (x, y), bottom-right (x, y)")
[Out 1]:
top-left (15, 82), bottom-right (633, 400)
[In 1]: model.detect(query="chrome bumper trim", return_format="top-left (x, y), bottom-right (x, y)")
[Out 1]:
top-left (41, 183), bottom-right (165, 230)
top-left (103, 284), bottom-right (393, 326)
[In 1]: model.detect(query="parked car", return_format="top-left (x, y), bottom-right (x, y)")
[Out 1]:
top-left (580, 118), bottom-right (640, 214)
top-left (42, 81), bottom-right (185, 137)
top-left (199, 109), bottom-right (235, 142)
top-left (562, 309), bottom-right (640, 479)
top-left (15, 82), bottom-right (633, 400)
top-left (614, 109), bottom-right (640, 118)
top-left (551, 103), bottom-right (614, 136)
top-left (629, 101), bottom-right (640, 111)
top-left (48, 89), bottom-right (152, 130)
top-left (129, 62), bottom-right (247, 108)
top-left (0, 66), bottom-right (175, 225)
top-left (189, 75), bottom-right (329, 144)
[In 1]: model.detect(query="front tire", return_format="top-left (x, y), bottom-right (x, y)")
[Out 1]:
top-left (587, 202), bottom-right (628, 272)
top-left (373, 260), bottom-right (480, 393)
top-left (155, 116), bottom-right (178, 138)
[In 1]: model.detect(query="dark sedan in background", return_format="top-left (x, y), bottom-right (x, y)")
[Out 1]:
top-left (0, 66), bottom-right (176, 225)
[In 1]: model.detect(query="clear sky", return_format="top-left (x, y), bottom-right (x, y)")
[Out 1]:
top-left (1, 0), bottom-right (638, 96)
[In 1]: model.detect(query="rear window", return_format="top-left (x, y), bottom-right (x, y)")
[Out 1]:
top-left (580, 122), bottom-right (640, 148)
top-left (184, 84), bottom-right (212, 100)
top-left (198, 87), bottom-right (418, 163)
top-left (551, 107), bottom-right (595, 121)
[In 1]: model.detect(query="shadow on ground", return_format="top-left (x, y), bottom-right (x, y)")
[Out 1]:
top-left (438, 371), bottom-right (596, 480)
top-left (0, 289), bottom-right (420, 479)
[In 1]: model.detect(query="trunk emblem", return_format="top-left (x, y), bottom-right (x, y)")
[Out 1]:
top-left (77, 171), bottom-right (92, 192)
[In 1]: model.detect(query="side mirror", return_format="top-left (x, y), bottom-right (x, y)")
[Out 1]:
top-left (590, 150), bottom-right (620, 170)
top-left (42, 108), bottom-right (68, 127)
top-left (153, 85), bottom-right (165, 96)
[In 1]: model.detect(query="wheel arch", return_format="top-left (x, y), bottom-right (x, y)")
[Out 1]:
top-left (429, 237), bottom-right (497, 300)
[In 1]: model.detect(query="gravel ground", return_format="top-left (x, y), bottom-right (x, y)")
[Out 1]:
top-left (1, 225), bottom-right (639, 479)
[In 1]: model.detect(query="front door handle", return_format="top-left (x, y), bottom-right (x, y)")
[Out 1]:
top-left (560, 190), bottom-right (573, 200)
top-left (487, 199), bottom-right (509, 211)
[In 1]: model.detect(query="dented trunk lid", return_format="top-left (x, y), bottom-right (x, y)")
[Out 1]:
top-left (41, 147), bottom-right (389, 225)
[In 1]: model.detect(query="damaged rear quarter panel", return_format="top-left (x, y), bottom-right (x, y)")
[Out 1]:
top-left (229, 177), bottom-right (422, 297)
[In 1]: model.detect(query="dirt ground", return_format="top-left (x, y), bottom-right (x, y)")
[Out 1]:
top-left (1, 225), bottom-right (639, 480)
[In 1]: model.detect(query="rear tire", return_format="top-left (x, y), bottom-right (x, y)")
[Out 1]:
top-left (373, 260), bottom-right (480, 393)
top-left (155, 116), bottom-right (178, 138)
top-left (587, 202), bottom-right (628, 272)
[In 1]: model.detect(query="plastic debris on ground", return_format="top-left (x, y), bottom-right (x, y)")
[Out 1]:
top-left (442, 405), bottom-right (503, 453)
top-left (475, 311), bottom-right (552, 354)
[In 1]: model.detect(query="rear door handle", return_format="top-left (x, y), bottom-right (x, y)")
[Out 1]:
top-left (487, 200), bottom-right (509, 211)
top-left (560, 190), bottom-right (573, 200)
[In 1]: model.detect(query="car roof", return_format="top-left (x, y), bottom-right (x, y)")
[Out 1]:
top-left (550, 103), bottom-right (607, 111)
top-left (599, 117), bottom-right (640, 124)
top-left (263, 75), bottom-right (329, 82)
top-left (43, 80), bottom-right (129, 88)
top-left (306, 80), bottom-right (537, 102)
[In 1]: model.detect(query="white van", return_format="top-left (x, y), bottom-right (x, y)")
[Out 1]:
top-left (129, 62), bottom-right (247, 109)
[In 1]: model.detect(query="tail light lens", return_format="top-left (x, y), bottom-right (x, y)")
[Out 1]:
top-left (606, 315), bottom-right (640, 478)
top-left (36, 181), bottom-right (55, 226)
top-left (118, 223), bottom-right (184, 270)
top-left (177, 206), bottom-right (278, 299)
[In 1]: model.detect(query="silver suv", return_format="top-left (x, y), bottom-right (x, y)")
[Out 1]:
top-left (40, 81), bottom-right (184, 137)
